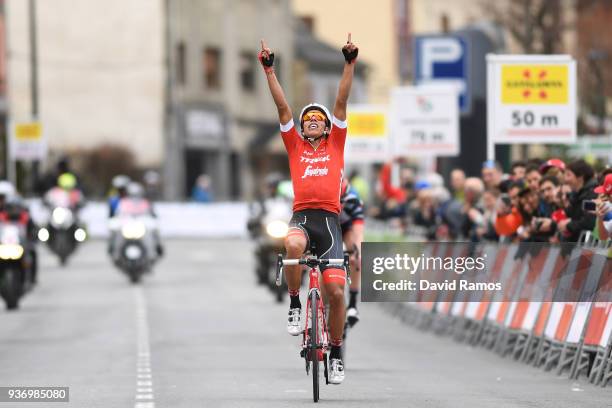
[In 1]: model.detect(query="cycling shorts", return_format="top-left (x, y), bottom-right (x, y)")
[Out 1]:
top-left (287, 209), bottom-right (345, 276)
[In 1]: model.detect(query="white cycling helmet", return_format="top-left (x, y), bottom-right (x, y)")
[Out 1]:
top-left (112, 175), bottom-right (131, 190)
top-left (126, 182), bottom-right (145, 198)
top-left (0, 180), bottom-right (16, 199)
top-left (299, 103), bottom-right (331, 129)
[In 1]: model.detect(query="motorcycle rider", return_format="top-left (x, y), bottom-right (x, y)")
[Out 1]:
top-left (116, 182), bottom-right (163, 257)
top-left (247, 173), bottom-right (285, 238)
top-left (260, 33), bottom-right (358, 384)
top-left (0, 181), bottom-right (37, 284)
top-left (109, 175), bottom-right (131, 218)
top-left (44, 172), bottom-right (84, 210)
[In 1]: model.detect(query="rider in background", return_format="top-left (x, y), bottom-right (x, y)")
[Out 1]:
top-left (260, 33), bottom-right (358, 384)
top-left (108, 175), bottom-right (131, 218)
top-left (116, 182), bottom-right (164, 257)
top-left (339, 179), bottom-right (364, 328)
top-left (44, 173), bottom-right (84, 210)
top-left (0, 181), bottom-right (38, 283)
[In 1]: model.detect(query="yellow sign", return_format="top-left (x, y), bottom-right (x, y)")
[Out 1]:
top-left (347, 112), bottom-right (386, 137)
top-left (14, 122), bottom-right (42, 140)
top-left (501, 65), bottom-right (568, 104)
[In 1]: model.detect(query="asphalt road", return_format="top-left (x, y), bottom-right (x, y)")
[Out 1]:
top-left (0, 239), bottom-right (609, 408)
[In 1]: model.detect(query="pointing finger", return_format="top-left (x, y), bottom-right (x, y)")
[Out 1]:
top-left (261, 39), bottom-right (267, 50)
top-left (347, 32), bottom-right (351, 44)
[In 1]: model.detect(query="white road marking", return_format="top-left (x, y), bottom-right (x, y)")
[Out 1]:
top-left (134, 287), bottom-right (155, 408)
top-left (134, 403), bottom-right (155, 408)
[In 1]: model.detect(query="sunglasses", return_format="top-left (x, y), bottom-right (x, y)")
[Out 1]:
top-left (302, 111), bottom-right (327, 122)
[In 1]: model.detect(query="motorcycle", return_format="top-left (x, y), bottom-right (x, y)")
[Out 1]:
top-left (38, 205), bottom-right (86, 266)
top-left (249, 197), bottom-right (292, 302)
top-left (109, 208), bottom-right (160, 284)
top-left (0, 221), bottom-right (34, 310)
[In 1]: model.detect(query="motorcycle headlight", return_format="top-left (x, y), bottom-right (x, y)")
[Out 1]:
top-left (121, 222), bottom-right (146, 239)
top-left (124, 244), bottom-right (143, 260)
top-left (38, 228), bottom-right (50, 242)
top-left (74, 228), bottom-right (87, 242)
top-left (52, 207), bottom-right (73, 226)
top-left (266, 220), bottom-right (289, 239)
top-left (0, 244), bottom-right (24, 260)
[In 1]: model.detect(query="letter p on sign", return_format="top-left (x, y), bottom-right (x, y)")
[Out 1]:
top-left (420, 38), bottom-right (462, 78)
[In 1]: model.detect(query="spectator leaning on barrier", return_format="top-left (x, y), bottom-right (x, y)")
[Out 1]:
top-left (531, 175), bottom-right (561, 240)
top-left (507, 179), bottom-right (525, 210)
top-left (539, 158), bottom-right (566, 182)
top-left (375, 160), bottom-right (409, 222)
top-left (476, 188), bottom-right (500, 242)
top-left (510, 161), bottom-right (526, 180)
top-left (557, 159), bottom-right (597, 242)
top-left (593, 172), bottom-right (612, 241)
top-left (495, 180), bottom-right (524, 240)
top-left (481, 160), bottom-right (504, 192)
top-left (524, 163), bottom-right (554, 218)
top-left (518, 185), bottom-right (551, 242)
top-left (450, 168), bottom-right (466, 203)
top-left (461, 177), bottom-right (485, 241)
top-left (525, 164), bottom-right (542, 193)
top-left (413, 188), bottom-right (437, 240)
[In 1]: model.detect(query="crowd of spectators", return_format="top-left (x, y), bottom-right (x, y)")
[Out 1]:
top-left (371, 158), bottom-right (612, 244)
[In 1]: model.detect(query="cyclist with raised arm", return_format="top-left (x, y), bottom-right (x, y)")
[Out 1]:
top-left (259, 34), bottom-right (358, 385)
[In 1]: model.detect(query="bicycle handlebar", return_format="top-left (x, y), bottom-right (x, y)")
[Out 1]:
top-left (281, 258), bottom-right (345, 266)
top-left (275, 254), bottom-right (350, 287)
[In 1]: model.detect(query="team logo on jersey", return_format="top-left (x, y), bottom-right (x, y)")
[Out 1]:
top-left (301, 165), bottom-right (329, 179)
top-left (300, 155), bottom-right (330, 164)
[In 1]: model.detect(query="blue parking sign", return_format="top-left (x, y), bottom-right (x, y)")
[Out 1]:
top-left (414, 35), bottom-right (470, 114)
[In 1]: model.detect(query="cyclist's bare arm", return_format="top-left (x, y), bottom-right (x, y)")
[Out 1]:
top-left (260, 39), bottom-right (293, 125)
top-left (333, 33), bottom-right (358, 121)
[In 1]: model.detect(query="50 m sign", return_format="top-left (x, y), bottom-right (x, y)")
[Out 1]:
top-left (487, 55), bottom-right (576, 147)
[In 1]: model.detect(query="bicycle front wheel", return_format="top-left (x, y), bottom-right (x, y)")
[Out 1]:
top-left (311, 290), bottom-right (319, 402)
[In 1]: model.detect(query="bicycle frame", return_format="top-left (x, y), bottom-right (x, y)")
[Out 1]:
top-left (276, 254), bottom-right (349, 402)
top-left (304, 265), bottom-right (328, 365)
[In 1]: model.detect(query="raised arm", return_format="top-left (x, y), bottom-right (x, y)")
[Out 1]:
top-left (259, 39), bottom-right (293, 125)
top-left (333, 33), bottom-right (358, 121)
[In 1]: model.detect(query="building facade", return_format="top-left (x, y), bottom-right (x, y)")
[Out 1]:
top-left (166, 0), bottom-right (294, 200)
top-left (5, 0), bottom-right (165, 168)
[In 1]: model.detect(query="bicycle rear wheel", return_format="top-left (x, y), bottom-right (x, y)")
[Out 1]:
top-left (311, 290), bottom-right (319, 402)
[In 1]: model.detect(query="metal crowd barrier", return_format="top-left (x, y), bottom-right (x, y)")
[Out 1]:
top-left (383, 240), bottom-right (612, 387)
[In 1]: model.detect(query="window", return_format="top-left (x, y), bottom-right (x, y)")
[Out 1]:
top-left (176, 42), bottom-right (187, 86)
top-left (203, 47), bottom-right (221, 89)
top-left (240, 52), bottom-right (255, 92)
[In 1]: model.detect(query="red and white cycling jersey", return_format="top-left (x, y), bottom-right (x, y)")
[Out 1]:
top-left (280, 117), bottom-right (347, 214)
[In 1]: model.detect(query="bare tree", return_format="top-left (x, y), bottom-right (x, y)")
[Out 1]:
top-left (481, 0), bottom-right (567, 54)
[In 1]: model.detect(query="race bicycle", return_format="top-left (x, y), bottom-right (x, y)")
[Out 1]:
top-left (276, 253), bottom-right (349, 403)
